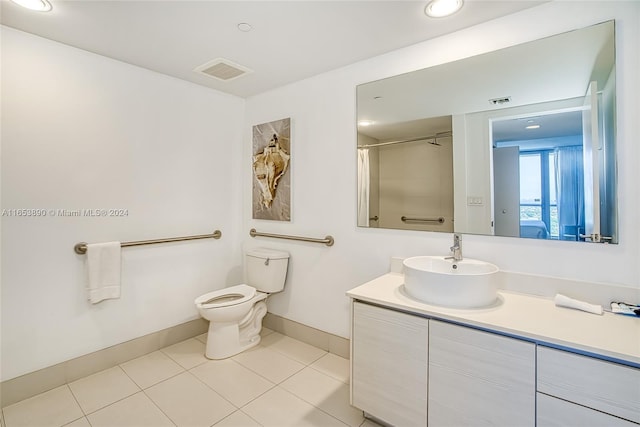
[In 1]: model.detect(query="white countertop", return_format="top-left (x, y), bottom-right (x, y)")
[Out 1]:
top-left (347, 273), bottom-right (640, 367)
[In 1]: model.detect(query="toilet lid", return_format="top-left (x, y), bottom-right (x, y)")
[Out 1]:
top-left (195, 284), bottom-right (256, 309)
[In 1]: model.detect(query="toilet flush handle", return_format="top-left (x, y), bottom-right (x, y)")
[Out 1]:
top-left (265, 258), bottom-right (270, 266)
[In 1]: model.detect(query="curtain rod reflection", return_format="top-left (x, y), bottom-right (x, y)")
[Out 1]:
top-left (358, 131), bottom-right (452, 149)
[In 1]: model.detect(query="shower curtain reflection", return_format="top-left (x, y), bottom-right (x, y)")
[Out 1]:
top-left (357, 148), bottom-right (370, 227)
top-left (555, 146), bottom-right (585, 240)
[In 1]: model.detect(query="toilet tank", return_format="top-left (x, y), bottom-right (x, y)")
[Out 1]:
top-left (245, 248), bottom-right (290, 293)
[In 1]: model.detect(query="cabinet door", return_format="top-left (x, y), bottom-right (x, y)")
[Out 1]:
top-left (538, 346), bottom-right (640, 423)
top-left (537, 393), bottom-right (638, 427)
top-left (428, 320), bottom-right (535, 427)
top-left (351, 301), bottom-right (429, 426)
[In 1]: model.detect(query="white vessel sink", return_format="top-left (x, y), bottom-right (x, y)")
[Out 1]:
top-left (403, 256), bottom-right (499, 308)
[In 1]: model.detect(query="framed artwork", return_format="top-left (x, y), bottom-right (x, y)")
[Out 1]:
top-left (252, 118), bottom-right (291, 221)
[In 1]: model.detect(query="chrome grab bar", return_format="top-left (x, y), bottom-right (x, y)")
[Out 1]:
top-left (74, 230), bottom-right (222, 254)
top-left (249, 228), bottom-right (334, 247)
top-left (401, 216), bottom-right (445, 224)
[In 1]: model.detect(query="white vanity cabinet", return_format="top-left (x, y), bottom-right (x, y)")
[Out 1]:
top-left (351, 301), bottom-right (429, 426)
top-left (428, 320), bottom-right (536, 427)
top-left (351, 302), bottom-right (536, 427)
top-left (348, 273), bottom-right (640, 426)
top-left (537, 346), bottom-right (640, 426)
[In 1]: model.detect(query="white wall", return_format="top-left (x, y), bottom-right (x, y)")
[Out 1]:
top-left (1, 27), bottom-right (245, 380)
top-left (244, 2), bottom-right (640, 339)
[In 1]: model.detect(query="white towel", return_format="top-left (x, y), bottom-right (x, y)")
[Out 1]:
top-left (87, 242), bottom-right (122, 304)
top-left (554, 293), bottom-right (603, 315)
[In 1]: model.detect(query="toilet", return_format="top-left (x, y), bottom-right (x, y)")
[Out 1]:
top-left (194, 248), bottom-right (289, 359)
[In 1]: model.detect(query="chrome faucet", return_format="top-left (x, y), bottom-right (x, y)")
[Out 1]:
top-left (447, 233), bottom-right (463, 262)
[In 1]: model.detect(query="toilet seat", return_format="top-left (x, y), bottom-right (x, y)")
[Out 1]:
top-left (195, 284), bottom-right (256, 309)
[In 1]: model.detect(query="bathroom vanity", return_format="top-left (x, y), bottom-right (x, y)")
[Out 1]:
top-left (347, 273), bottom-right (640, 427)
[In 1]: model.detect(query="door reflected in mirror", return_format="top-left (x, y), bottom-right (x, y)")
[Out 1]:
top-left (356, 20), bottom-right (617, 243)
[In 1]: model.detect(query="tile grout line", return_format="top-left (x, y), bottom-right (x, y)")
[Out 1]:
top-left (307, 361), bottom-right (350, 385)
top-left (277, 367), bottom-right (357, 427)
top-left (160, 333), bottom-right (328, 416)
top-left (61, 414), bottom-right (92, 427)
top-left (237, 408), bottom-right (265, 427)
top-left (266, 384), bottom-right (351, 427)
top-left (158, 347), bottom-right (209, 371)
top-left (187, 358), bottom-right (278, 412)
top-left (182, 369), bottom-right (244, 411)
top-left (237, 339), bottom-right (329, 374)
top-left (260, 332), bottom-right (329, 364)
top-left (213, 408), bottom-right (265, 427)
top-left (70, 370), bottom-right (141, 418)
top-left (121, 350), bottom-right (187, 426)
top-left (231, 350), bottom-right (306, 386)
top-left (65, 365), bottom-right (138, 417)
top-left (139, 388), bottom-right (178, 427)
top-left (188, 354), bottom-right (284, 414)
top-left (230, 358), bottom-right (355, 426)
top-left (119, 353), bottom-right (187, 390)
top-left (64, 383), bottom-right (91, 424)
top-left (67, 363), bottom-right (176, 422)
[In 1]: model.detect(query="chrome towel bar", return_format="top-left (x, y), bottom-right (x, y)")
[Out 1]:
top-left (249, 228), bottom-right (334, 247)
top-left (401, 216), bottom-right (445, 224)
top-left (74, 230), bottom-right (222, 254)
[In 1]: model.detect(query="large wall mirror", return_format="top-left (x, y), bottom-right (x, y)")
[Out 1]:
top-left (357, 21), bottom-right (617, 244)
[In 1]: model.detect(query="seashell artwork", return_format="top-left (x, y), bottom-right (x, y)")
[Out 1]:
top-left (252, 118), bottom-right (291, 221)
top-left (253, 134), bottom-right (290, 208)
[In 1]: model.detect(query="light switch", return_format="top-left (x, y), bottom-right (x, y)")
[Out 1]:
top-left (467, 196), bottom-right (484, 206)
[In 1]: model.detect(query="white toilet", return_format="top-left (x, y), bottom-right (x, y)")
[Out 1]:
top-left (194, 248), bottom-right (289, 359)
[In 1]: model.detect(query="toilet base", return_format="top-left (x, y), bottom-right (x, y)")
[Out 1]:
top-left (204, 300), bottom-right (268, 359)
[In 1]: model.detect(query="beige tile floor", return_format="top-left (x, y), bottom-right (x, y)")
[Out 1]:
top-left (2, 329), bottom-right (381, 427)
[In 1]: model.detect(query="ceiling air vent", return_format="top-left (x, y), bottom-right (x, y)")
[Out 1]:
top-left (489, 96), bottom-right (512, 106)
top-left (194, 58), bottom-right (252, 82)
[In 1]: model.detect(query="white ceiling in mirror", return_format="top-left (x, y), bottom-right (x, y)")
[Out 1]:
top-left (359, 115), bottom-right (452, 142)
top-left (357, 21), bottom-right (614, 139)
top-left (492, 111), bottom-right (583, 143)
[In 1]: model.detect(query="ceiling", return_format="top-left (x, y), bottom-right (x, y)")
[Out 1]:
top-left (492, 111), bottom-right (584, 144)
top-left (0, 0), bottom-right (543, 98)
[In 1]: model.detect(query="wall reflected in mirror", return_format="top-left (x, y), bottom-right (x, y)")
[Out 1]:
top-left (356, 20), bottom-right (617, 243)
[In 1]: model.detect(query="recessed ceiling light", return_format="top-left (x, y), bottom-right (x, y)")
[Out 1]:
top-left (425, 0), bottom-right (463, 18)
top-left (358, 120), bottom-right (375, 127)
top-left (525, 125), bottom-right (541, 130)
top-left (10, 0), bottom-right (52, 12)
top-left (237, 23), bottom-right (253, 32)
